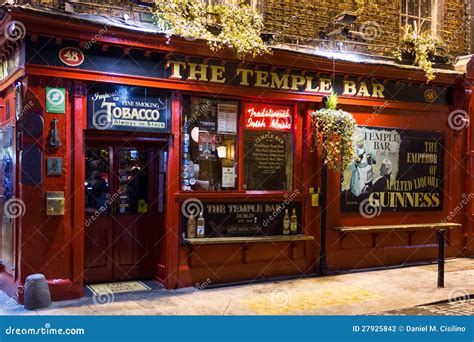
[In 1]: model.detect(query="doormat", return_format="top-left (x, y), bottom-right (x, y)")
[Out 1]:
top-left (87, 281), bottom-right (151, 296)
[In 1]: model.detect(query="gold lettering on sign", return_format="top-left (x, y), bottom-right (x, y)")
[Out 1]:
top-left (237, 68), bottom-right (254, 86)
top-left (290, 75), bottom-right (306, 91)
top-left (210, 65), bottom-right (226, 83)
top-left (343, 81), bottom-right (357, 96)
top-left (165, 60), bottom-right (387, 99)
top-left (188, 63), bottom-right (209, 81)
top-left (305, 77), bottom-right (319, 92)
top-left (166, 60), bottom-right (187, 79)
top-left (270, 73), bottom-right (290, 90)
top-left (319, 78), bottom-right (332, 93)
top-left (255, 71), bottom-right (270, 88)
top-left (372, 83), bottom-right (385, 98)
top-left (357, 82), bottom-right (371, 97)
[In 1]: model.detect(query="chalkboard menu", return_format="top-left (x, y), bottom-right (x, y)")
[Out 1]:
top-left (244, 130), bottom-right (293, 190)
top-left (182, 201), bottom-right (303, 238)
top-left (341, 126), bottom-right (444, 212)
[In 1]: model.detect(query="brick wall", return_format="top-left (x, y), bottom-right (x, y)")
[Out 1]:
top-left (26, 0), bottom-right (471, 58)
top-left (263, 0), bottom-right (471, 58)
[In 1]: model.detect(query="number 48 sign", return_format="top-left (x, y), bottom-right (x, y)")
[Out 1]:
top-left (59, 47), bottom-right (85, 67)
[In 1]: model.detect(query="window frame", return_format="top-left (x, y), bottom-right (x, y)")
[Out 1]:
top-left (179, 94), bottom-right (300, 194)
top-left (400, 0), bottom-right (440, 33)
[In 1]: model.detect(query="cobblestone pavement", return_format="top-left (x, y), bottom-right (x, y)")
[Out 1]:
top-left (380, 299), bottom-right (474, 316)
top-left (1, 258), bottom-right (474, 315)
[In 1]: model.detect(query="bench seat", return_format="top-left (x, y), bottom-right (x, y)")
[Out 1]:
top-left (333, 222), bottom-right (461, 234)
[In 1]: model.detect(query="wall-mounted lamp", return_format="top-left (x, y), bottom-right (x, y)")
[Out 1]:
top-left (216, 145), bottom-right (227, 159)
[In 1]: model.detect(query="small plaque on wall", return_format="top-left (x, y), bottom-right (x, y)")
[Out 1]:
top-left (47, 157), bottom-right (62, 175)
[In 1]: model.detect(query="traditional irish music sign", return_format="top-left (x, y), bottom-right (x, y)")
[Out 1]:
top-left (244, 104), bottom-right (292, 131)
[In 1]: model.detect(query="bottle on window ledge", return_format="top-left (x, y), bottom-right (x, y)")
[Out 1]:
top-left (290, 208), bottom-right (297, 234)
top-left (187, 210), bottom-right (197, 238)
top-left (197, 212), bottom-right (205, 238)
top-left (283, 209), bottom-right (290, 235)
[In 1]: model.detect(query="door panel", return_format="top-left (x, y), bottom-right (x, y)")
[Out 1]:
top-left (84, 143), bottom-right (164, 283)
top-left (84, 147), bottom-right (114, 283)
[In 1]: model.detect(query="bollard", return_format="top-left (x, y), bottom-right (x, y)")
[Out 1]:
top-left (24, 274), bottom-right (51, 310)
top-left (437, 229), bottom-right (445, 288)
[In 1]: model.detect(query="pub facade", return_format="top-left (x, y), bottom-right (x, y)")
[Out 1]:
top-left (0, 2), bottom-right (473, 301)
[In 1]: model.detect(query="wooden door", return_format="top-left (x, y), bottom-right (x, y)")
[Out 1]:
top-left (84, 143), bottom-right (165, 283)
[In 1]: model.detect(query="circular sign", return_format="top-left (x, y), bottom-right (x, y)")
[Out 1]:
top-left (46, 88), bottom-right (65, 107)
top-left (59, 47), bottom-right (85, 67)
top-left (424, 89), bottom-right (437, 103)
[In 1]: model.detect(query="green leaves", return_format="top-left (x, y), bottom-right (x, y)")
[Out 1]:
top-left (310, 103), bottom-right (357, 173)
top-left (394, 22), bottom-right (447, 82)
top-left (153, 0), bottom-right (270, 59)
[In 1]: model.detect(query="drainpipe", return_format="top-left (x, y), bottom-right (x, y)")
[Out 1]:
top-left (457, 55), bottom-right (474, 255)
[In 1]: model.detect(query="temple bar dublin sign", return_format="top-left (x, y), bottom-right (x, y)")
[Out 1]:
top-left (182, 201), bottom-right (303, 238)
top-left (341, 126), bottom-right (445, 212)
top-left (26, 39), bottom-right (454, 105)
top-left (87, 84), bottom-right (171, 133)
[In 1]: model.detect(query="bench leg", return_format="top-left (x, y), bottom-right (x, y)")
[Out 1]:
top-left (437, 229), bottom-right (445, 288)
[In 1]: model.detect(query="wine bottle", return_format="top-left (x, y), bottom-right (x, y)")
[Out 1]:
top-left (290, 208), bottom-right (297, 234)
top-left (187, 210), bottom-right (196, 238)
top-left (283, 209), bottom-right (290, 235)
top-left (197, 212), bottom-right (205, 238)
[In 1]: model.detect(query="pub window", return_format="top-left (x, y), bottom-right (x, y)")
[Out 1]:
top-left (243, 103), bottom-right (294, 191)
top-left (401, 0), bottom-right (440, 32)
top-left (182, 97), bottom-right (238, 191)
top-left (181, 99), bottom-right (295, 192)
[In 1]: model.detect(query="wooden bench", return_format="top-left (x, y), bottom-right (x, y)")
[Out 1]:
top-left (182, 235), bottom-right (314, 266)
top-left (333, 222), bottom-right (461, 248)
top-left (333, 222), bottom-right (462, 287)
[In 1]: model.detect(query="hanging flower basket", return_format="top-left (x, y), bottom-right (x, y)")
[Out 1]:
top-left (393, 20), bottom-right (450, 82)
top-left (310, 93), bottom-right (357, 173)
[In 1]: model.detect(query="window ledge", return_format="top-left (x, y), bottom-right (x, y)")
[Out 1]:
top-left (183, 234), bottom-right (314, 245)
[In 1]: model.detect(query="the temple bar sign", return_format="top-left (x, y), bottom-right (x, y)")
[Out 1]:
top-left (166, 60), bottom-right (386, 98)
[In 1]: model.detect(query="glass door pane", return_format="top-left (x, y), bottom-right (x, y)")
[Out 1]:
top-left (117, 148), bottom-right (149, 215)
top-left (85, 147), bottom-right (110, 213)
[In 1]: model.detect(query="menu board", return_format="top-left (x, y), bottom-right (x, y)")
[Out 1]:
top-left (217, 103), bottom-right (238, 135)
top-left (341, 126), bottom-right (444, 212)
top-left (182, 201), bottom-right (302, 237)
top-left (244, 130), bottom-right (293, 190)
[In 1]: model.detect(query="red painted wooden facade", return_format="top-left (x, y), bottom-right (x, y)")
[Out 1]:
top-left (0, 8), bottom-right (472, 302)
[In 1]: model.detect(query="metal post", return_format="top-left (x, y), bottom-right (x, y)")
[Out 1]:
top-left (319, 152), bottom-right (328, 275)
top-left (437, 229), bottom-right (445, 288)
